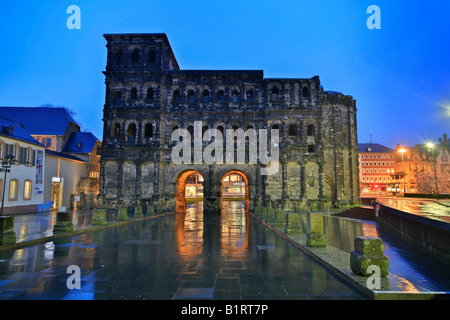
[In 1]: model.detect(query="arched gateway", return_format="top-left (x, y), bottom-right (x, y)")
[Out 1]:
top-left (98, 34), bottom-right (360, 213)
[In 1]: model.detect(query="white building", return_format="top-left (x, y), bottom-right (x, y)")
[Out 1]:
top-left (0, 116), bottom-right (46, 215)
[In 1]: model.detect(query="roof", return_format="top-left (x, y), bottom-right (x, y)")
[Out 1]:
top-left (0, 107), bottom-right (79, 136)
top-left (0, 116), bottom-right (44, 147)
top-left (46, 149), bottom-right (87, 163)
top-left (358, 143), bottom-right (394, 153)
top-left (62, 132), bottom-right (100, 154)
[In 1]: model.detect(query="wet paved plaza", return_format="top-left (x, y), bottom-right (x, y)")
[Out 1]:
top-left (0, 202), bottom-right (368, 300)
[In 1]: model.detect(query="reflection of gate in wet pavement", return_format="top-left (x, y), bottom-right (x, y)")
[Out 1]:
top-left (175, 200), bottom-right (249, 258)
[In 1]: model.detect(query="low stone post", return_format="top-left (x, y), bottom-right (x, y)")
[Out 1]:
top-left (306, 212), bottom-right (327, 247)
top-left (267, 208), bottom-right (275, 224)
top-left (0, 216), bottom-right (16, 245)
top-left (274, 210), bottom-right (286, 229)
top-left (134, 206), bottom-right (144, 218)
top-left (117, 207), bottom-right (129, 221)
top-left (261, 207), bottom-right (268, 221)
top-left (92, 208), bottom-right (108, 225)
top-left (156, 204), bottom-right (163, 214)
top-left (286, 212), bottom-right (301, 234)
top-left (350, 236), bottom-right (389, 277)
top-left (53, 211), bottom-right (74, 233)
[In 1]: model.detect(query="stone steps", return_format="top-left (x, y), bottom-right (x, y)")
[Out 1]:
top-left (333, 207), bottom-right (376, 221)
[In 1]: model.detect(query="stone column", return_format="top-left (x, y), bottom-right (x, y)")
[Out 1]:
top-left (0, 216), bottom-right (16, 245)
top-left (117, 207), bottom-right (129, 221)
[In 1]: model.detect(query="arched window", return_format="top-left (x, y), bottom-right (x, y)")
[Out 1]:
top-left (231, 90), bottom-right (239, 103)
top-left (302, 86), bottom-right (309, 98)
top-left (173, 89), bottom-right (181, 103)
top-left (272, 123), bottom-right (279, 130)
top-left (9, 179), bottom-right (18, 201)
top-left (307, 124), bottom-right (315, 136)
top-left (148, 50), bottom-right (156, 63)
top-left (116, 49), bottom-right (123, 63)
top-left (131, 49), bottom-right (140, 63)
top-left (289, 124), bottom-right (297, 137)
top-left (202, 90), bottom-right (210, 103)
top-left (112, 123), bottom-right (121, 138)
top-left (217, 90), bottom-right (225, 103)
top-left (144, 123), bottom-right (153, 138)
top-left (271, 87), bottom-right (279, 101)
top-left (187, 90), bottom-right (195, 103)
top-left (146, 88), bottom-right (154, 101)
top-left (246, 90), bottom-right (253, 103)
top-left (23, 180), bottom-right (32, 200)
top-left (130, 87), bottom-right (137, 100)
top-left (308, 144), bottom-right (315, 153)
top-left (127, 124), bottom-right (137, 143)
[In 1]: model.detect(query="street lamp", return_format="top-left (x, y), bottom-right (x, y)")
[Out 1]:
top-left (399, 148), bottom-right (406, 193)
top-left (0, 154), bottom-right (16, 217)
top-left (427, 142), bottom-right (439, 200)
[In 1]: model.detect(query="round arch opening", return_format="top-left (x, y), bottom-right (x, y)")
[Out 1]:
top-left (220, 170), bottom-right (249, 213)
top-left (176, 170), bottom-right (204, 213)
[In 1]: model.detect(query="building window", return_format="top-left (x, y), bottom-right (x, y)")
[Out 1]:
top-left (131, 49), bottom-right (139, 63)
top-left (202, 90), bottom-right (210, 103)
top-left (116, 49), bottom-right (123, 63)
top-left (187, 90), bottom-right (195, 103)
top-left (217, 90), bottom-right (225, 103)
top-left (173, 90), bottom-right (181, 103)
top-left (148, 50), bottom-right (156, 63)
top-left (113, 91), bottom-right (122, 106)
top-left (307, 124), bottom-right (315, 136)
top-left (246, 90), bottom-right (253, 103)
top-left (271, 87), bottom-right (279, 101)
top-left (130, 87), bottom-right (137, 100)
top-left (112, 123), bottom-right (121, 138)
top-left (302, 86), bottom-right (309, 98)
top-left (23, 180), bottom-right (32, 200)
top-left (288, 124), bottom-right (297, 137)
top-left (146, 87), bottom-right (154, 101)
top-left (308, 144), bottom-right (315, 152)
top-left (127, 124), bottom-right (137, 143)
top-left (9, 179), bottom-right (18, 201)
top-left (231, 90), bottom-right (239, 103)
top-left (144, 123), bottom-right (153, 138)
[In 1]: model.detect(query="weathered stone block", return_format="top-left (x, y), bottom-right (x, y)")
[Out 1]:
top-left (350, 236), bottom-right (389, 277)
top-left (306, 233), bottom-right (327, 247)
top-left (117, 207), bottom-right (129, 221)
top-left (53, 211), bottom-right (74, 233)
top-left (286, 212), bottom-right (301, 234)
top-left (306, 212), bottom-right (326, 247)
top-left (92, 208), bottom-right (108, 225)
top-left (0, 216), bottom-right (16, 245)
top-left (307, 212), bottom-right (324, 235)
top-left (267, 208), bottom-right (275, 223)
top-left (134, 206), bottom-right (144, 218)
top-left (274, 210), bottom-right (285, 228)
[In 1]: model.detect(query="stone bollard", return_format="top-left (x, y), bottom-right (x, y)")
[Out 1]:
top-left (255, 206), bottom-right (262, 216)
top-left (117, 208), bottom-right (129, 221)
top-left (156, 205), bottom-right (163, 215)
top-left (92, 208), bottom-right (108, 225)
top-left (53, 211), bottom-right (74, 233)
top-left (261, 207), bottom-right (268, 221)
top-left (306, 212), bottom-right (327, 247)
top-left (350, 236), bottom-right (389, 277)
top-left (286, 212), bottom-right (301, 234)
top-left (134, 206), bottom-right (144, 218)
top-left (0, 216), bottom-right (16, 245)
top-left (274, 210), bottom-right (286, 229)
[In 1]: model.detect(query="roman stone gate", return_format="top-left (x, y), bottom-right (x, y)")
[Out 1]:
top-left (98, 33), bottom-right (360, 214)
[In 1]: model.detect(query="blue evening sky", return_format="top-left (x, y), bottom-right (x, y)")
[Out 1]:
top-left (1, 0), bottom-right (449, 149)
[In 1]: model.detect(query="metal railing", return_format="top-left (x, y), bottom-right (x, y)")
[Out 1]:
top-left (327, 197), bottom-right (362, 215)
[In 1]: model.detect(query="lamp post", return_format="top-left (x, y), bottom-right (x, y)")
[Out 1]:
top-left (0, 154), bottom-right (15, 217)
top-left (427, 142), bottom-right (439, 200)
top-left (399, 148), bottom-right (406, 194)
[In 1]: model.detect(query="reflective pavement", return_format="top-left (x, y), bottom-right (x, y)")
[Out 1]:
top-left (0, 201), bottom-right (368, 300)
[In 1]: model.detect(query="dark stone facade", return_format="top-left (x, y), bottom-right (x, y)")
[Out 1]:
top-left (99, 33), bottom-right (359, 213)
